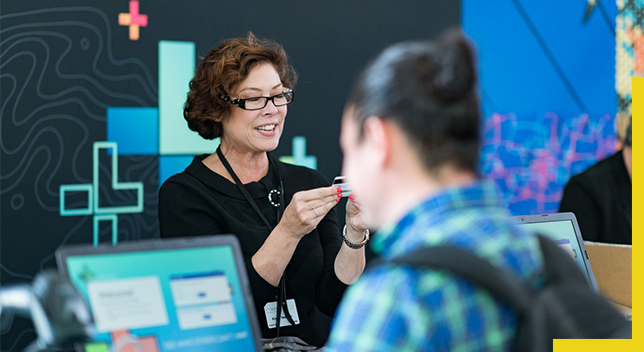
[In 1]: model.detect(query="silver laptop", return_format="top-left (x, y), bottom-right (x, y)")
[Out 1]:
top-left (514, 212), bottom-right (599, 292)
top-left (56, 235), bottom-right (263, 352)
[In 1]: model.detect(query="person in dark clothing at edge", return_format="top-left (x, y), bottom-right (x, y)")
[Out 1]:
top-left (559, 116), bottom-right (632, 245)
top-left (158, 33), bottom-right (368, 347)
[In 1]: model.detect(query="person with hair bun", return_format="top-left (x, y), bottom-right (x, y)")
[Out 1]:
top-left (158, 33), bottom-right (367, 347)
top-left (325, 30), bottom-right (543, 351)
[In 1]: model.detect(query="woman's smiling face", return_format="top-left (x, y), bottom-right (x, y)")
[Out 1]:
top-left (221, 62), bottom-right (288, 154)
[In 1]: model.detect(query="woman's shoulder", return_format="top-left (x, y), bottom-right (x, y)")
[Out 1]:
top-left (568, 151), bottom-right (624, 191)
top-left (159, 154), bottom-right (213, 191)
top-left (159, 172), bottom-right (200, 201)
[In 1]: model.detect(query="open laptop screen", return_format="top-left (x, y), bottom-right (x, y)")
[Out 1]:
top-left (514, 213), bottom-right (598, 292)
top-left (56, 235), bottom-right (262, 352)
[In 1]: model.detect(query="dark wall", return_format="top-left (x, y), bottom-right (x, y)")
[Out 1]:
top-left (0, 0), bottom-right (460, 349)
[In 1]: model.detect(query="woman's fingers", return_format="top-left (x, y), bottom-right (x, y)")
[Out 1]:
top-left (311, 187), bottom-right (342, 216)
top-left (309, 186), bottom-right (342, 203)
top-left (321, 194), bottom-right (341, 214)
top-left (293, 186), bottom-right (340, 219)
top-left (298, 186), bottom-right (340, 206)
top-left (281, 186), bottom-right (342, 238)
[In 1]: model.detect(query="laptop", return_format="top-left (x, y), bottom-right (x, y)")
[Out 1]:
top-left (56, 235), bottom-right (263, 352)
top-left (514, 212), bottom-right (599, 292)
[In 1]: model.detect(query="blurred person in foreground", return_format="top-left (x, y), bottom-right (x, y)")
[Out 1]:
top-left (325, 30), bottom-right (543, 351)
top-left (559, 116), bottom-right (632, 245)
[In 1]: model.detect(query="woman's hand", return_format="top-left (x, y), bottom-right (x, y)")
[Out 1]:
top-left (334, 194), bottom-right (368, 285)
top-left (345, 195), bottom-right (368, 242)
top-left (278, 186), bottom-right (342, 239)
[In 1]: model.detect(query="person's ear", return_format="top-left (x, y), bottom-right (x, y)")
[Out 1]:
top-left (362, 116), bottom-right (389, 168)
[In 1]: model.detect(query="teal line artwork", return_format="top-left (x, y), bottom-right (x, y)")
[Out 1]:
top-left (92, 142), bottom-right (143, 215)
top-left (59, 141), bottom-right (144, 246)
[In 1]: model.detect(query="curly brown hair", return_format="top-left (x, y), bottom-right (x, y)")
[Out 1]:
top-left (184, 32), bottom-right (297, 139)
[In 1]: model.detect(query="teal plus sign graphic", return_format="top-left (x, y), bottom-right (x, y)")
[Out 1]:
top-left (279, 136), bottom-right (317, 169)
top-left (59, 142), bottom-right (144, 246)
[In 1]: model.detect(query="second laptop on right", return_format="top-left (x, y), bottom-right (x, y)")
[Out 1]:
top-left (514, 212), bottom-right (599, 292)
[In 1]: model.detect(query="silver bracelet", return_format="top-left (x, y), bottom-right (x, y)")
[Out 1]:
top-left (342, 225), bottom-right (370, 249)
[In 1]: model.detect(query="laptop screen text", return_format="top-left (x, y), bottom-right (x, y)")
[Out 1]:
top-left (65, 245), bottom-right (256, 352)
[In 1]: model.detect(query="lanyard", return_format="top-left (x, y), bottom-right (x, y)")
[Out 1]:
top-left (215, 147), bottom-right (295, 334)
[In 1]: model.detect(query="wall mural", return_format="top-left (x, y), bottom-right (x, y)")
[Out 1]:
top-left (2, 4), bottom-right (159, 259)
top-left (616, 0), bottom-right (643, 133)
top-left (480, 112), bottom-right (616, 215)
top-left (464, 0), bottom-right (626, 215)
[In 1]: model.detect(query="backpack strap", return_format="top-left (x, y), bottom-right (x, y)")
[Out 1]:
top-left (387, 244), bottom-right (533, 313)
top-left (381, 236), bottom-right (631, 349)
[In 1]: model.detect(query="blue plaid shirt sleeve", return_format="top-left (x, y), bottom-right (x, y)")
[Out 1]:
top-left (325, 266), bottom-right (433, 352)
top-left (326, 265), bottom-right (518, 351)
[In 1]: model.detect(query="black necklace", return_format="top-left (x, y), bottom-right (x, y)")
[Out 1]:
top-left (215, 147), bottom-right (294, 335)
top-left (216, 147), bottom-right (285, 222)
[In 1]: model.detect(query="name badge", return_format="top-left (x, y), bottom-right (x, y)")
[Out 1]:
top-left (264, 299), bottom-right (300, 329)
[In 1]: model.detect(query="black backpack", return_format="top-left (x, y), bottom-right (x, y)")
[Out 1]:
top-left (382, 235), bottom-right (631, 351)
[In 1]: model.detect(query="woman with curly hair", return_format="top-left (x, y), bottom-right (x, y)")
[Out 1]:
top-left (158, 33), bottom-right (367, 347)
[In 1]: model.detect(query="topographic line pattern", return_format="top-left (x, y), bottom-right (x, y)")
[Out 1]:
top-left (1, 6), bottom-right (159, 350)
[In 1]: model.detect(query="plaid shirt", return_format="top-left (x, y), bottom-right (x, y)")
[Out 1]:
top-left (325, 181), bottom-right (543, 352)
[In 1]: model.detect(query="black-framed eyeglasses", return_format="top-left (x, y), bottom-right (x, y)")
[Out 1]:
top-left (222, 89), bottom-right (294, 111)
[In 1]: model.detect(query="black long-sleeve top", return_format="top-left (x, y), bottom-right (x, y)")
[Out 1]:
top-left (158, 154), bottom-right (347, 346)
top-left (559, 150), bottom-right (632, 245)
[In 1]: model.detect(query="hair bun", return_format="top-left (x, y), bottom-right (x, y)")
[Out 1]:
top-left (431, 30), bottom-right (476, 103)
